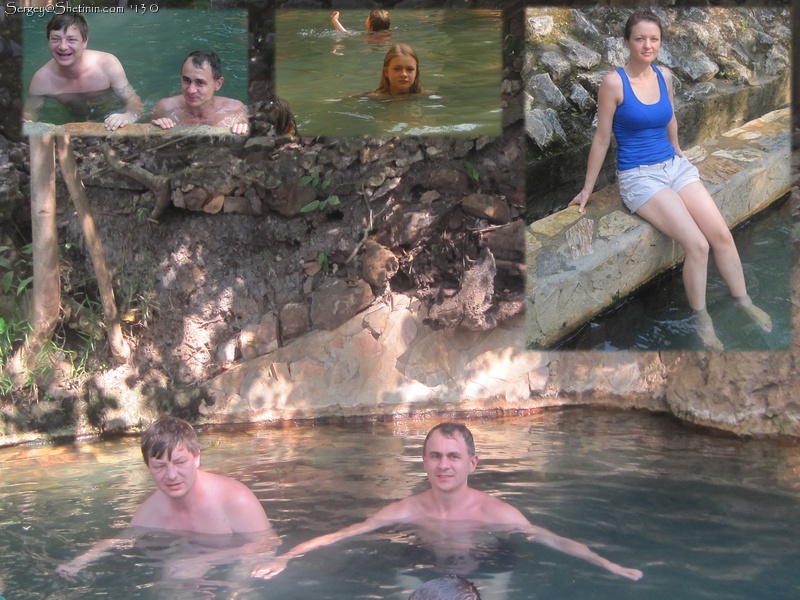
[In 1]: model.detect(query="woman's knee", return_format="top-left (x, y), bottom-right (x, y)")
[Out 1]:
top-left (684, 234), bottom-right (710, 259)
top-left (708, 226), bottom-right (735, 251)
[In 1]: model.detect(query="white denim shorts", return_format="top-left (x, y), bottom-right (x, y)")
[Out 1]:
top-left (617, 155), bottom-right (701, 213)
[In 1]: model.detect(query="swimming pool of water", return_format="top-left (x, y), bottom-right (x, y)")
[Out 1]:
top-left (275, 10), bottom-right (503, 137)
top-left (1, 410), bottom-right (799, 599)
top-left (22, 9), bottom-right (248, 125)
top-left (556, 195), bottom-right (792, 351)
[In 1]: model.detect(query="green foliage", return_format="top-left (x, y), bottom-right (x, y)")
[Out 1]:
top-left (1, 244), bottom-right (33, 296)
top-left (299, 169), bottom-right (342, 213)
top-left (464, 161), bottom-right (480, 182)
top-left (317, 251), bottom-right (331, 271)
top-left (301, 195), bottom-right (341, 213)
top-left (0, 242), bottom-right (110, 397)
top-left (300, 169), bottom-right (334, 190)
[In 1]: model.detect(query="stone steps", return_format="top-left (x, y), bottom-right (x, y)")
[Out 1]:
top-left (525, 107), bottom-right (791, 349)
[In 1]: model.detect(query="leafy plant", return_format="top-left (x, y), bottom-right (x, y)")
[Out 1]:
top-left (1, 244), bottom-right (34, 296)
top-left (300, 169), bottom-right (342, 213)
top-left (464, 161), bottom-right (480, 182)
top-left (317, 251), bottom-right (331, 271)
top-left (301, 195), bottom-right (341, 213)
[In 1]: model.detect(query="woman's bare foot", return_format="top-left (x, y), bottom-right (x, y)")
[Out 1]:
top-left (692, 308), bottom-right (724, 351)
top-left (734, 295), bottom-right (772, 332)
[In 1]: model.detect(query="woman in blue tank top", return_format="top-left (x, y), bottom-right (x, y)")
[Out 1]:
top-left (570, 10), bottom-right (771, 350)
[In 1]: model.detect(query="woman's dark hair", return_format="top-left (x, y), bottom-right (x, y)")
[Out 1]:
top-left (624, 10), bottom-right (663, 41)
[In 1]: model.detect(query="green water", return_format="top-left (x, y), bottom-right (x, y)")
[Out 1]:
top-left (22, 8), bottom-right (248, 125)
top-left (557, 196), bottom-right (791, 351)
top-left (1, 411), bottom-right (799, 599)
top-left (275, 10), bottom-right (503, 137)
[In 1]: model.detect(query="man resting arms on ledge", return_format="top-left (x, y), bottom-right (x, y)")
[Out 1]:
top-left (23, 13), bottom-right (143, 131)
top-left (150, 50), bottom-right (249, 135)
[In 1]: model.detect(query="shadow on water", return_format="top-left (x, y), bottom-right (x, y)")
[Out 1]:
top-left (556, 193), bottom-right (792, 351)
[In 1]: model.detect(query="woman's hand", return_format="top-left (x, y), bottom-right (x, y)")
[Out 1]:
top-left (569, 189), bottom-right (591, 213)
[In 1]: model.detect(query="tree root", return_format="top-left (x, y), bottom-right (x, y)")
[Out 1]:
top-left (100, 143), bottom-right (172, 220)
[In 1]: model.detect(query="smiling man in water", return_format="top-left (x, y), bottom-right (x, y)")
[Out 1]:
top-left (150, 50), bottom-right (249, 135)
top-left (251, 422), bottom-right (643, 586)
top-left (56, 416), bottom-right (276, 580)
top-left (23, 13), bottom-right (143, 130)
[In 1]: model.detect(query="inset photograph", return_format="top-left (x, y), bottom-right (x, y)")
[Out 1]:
top-left (524, 5), bottom-right (791, 351)
top-left (22, 7), bottom-right (248, 136)
top-left (275, 9), bottom-right (503, 137)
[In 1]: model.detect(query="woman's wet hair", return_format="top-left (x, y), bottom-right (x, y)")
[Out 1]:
top-left (375, 44), bottom-right (423, 96)
top-left (368, 10), bottom-right (391, 32)
top-left (141, 416), bottom-right (201, 465)
top-left (268, 96), bottom-right (297, 136)
top-left (186, 49), bottom-right (223, 80)
top-left (47, 13), bottom-right (89, 41)
top-left (623, 10), bottom-right (663, 41)
top-left (408, 575), bottom-right (482, 600)
top-left (423, 423), bottom-right (476, 456)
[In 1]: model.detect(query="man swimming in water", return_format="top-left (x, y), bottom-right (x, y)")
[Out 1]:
top-left (23, 13), bottom-right (143, 131)
top-left (251, 422), bottom-right (643, 584)
top-left (150, 50), bottom-right (249, 135)
top-left (56, 416), bottom-right (276, 580)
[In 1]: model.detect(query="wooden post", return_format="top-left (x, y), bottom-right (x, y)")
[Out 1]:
top-left (9, 135), bottom-right (60, 381)
top-left (56, 134), bottom-right (131, 364)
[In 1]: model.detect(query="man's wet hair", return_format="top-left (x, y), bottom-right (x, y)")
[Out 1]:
top-left (423, 422), bottom-right (476, 456)
top-left (368, 10), bottom-right (391, 32)
top-left (47, 13), bottom-right (88, 41)
top-left (141, 416), bottom-right (201, 466)
top-left (186, 50), bottom-right (223, 80)
top-left (408, 575), bottom-right (482, 600)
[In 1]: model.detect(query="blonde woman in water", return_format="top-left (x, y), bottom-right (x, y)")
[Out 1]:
top-left (570, 10), bottom-right (771, 349)
top-left (370, 44), bottom-right (423, 98)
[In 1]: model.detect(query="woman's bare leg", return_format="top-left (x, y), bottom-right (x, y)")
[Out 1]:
top-left (635, 188), bottom-right (723, 349)
top-left (678, 182), bottom-right (772, 332)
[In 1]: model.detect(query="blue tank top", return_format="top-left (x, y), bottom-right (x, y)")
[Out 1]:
top-left (612, 65), bottom-right (676, 170)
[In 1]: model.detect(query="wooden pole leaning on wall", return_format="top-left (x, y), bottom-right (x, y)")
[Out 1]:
top-left (8, 135), bottom-right (62, 382)
top-left (55, 134), bottom-right (131, 364)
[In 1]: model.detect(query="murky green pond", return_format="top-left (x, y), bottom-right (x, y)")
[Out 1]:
top-left (1, 410), bottom-right (799, 599)
top-left (275, 10), bottom-right (503, 137)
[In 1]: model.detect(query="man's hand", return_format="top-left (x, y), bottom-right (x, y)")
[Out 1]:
top-left (608, 563), bottom-right (643, 581)
top-left (250, 555), bottom-right (290, 580)
top-left (151, 117), bottom-right (177, 130)
top-left (231, 120), bottom-right (249, 135)
top-left (56, 559), bottom-right (86, 580)
top-left (104, 112), bottom-right (136, 131)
